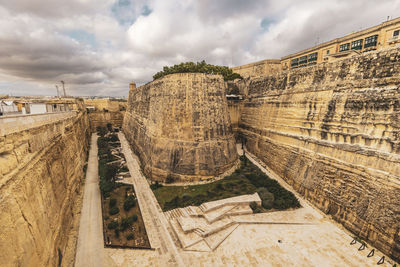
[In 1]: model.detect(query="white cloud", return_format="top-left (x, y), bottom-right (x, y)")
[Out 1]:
top-left (0, 0), bottom-right (399, 96)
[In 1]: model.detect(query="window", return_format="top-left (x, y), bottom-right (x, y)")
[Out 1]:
top-left (364, 35), bottom-right (378, 48)
top-left (326, 50), bottom-right (330, 55)
top-left (299, 56), bottom-right (307, 65)
top-left (351, 39), bottom-right (363, 50)
top-left (339, 43), bottom-right (350, 52)
top-left (291, 58), bottom-right (299, 67)
top-left (394, 30), bottom-right (400, 37)
top-left (308, 52), bottom-right (318, 62)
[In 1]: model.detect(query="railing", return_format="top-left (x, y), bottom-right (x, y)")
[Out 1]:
top-left (0, 111), bottom-right (77, 136)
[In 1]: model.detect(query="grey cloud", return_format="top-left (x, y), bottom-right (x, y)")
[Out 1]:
top-left (0, 0), bottom-right (399, 97)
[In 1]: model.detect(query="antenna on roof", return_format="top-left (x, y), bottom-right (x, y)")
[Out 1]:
top-left (60, 81), bottom-right (66, 97)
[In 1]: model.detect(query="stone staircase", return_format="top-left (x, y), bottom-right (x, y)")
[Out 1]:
top-left (164, 193), bottom-right (261, 251)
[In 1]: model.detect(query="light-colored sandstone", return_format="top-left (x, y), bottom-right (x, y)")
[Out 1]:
top-left (123, 73), bottom-right (238, 182)
top-left (234, 47), bottom-right (400, 261)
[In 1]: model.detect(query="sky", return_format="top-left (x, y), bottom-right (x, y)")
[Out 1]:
top-left (0, 0), bottom-right (399, 97)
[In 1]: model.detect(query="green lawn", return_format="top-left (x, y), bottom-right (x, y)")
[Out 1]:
top-left (152, 156), bottom-right (301, 212)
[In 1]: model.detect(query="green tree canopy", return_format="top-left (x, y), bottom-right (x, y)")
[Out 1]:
top-left (153, 60), bottom-right (243, 81)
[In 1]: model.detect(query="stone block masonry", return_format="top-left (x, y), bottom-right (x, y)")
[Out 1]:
top-left (0, 111), bottom-right (90, 266)
top-left (123, 73), bottom-right (238, 182)
top-left (236, 47), bottom-right (400, 261)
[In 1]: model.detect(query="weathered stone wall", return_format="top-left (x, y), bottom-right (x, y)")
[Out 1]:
top-left (238, 48), bottom-right (400, 260)
top-left (83, 99), bottom-right (126, 132)
top-left (0, 111), bottom-right (90, 266)
top-left (88, 111), bottom-right (125, 132)
top-left (123, 73), bottom-right (238, 182)
top-left (227, 100), bottom-right (242, 138)
top-left (232, 59), bottom-right (281, 79)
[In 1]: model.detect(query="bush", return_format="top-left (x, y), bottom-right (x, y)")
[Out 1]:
top-left (250, 201), bottom-right (262, 213)
top-left (257, 187), bottom-right (275, 209)
top-left (108, 134), bottom-right (119, 142)
top-left (97, 126), bottom-right (108, 137)
top-left (126, 233), bottom-right (134, 240)
top-left (109, 198), bottom-right (117, 208)
top-left (108, 221), bottom-right (119, 230)
top-left (150, 181), bottom-right (163, 190)
top-left (123, 195), bottom-right (136, 211)
top-left (120, 214), bottom-right (138, 231)
top-left (152, 61), bottom-right (243, 81)
top-left (131, 214), bottom-right (138, 222)
top-left (109, 206), bottom-right (120, 215)
top-left (120, 218), bottom-right (132, 231)
top-left (106, 123), bottom-right (112, 131)
top-left (165, 174), bottom-right (174, 184)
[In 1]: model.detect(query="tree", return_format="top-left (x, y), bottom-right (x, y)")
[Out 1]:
top-left (153, 61), bottom-right (243, 81)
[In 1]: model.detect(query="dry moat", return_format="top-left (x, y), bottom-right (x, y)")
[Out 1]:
top-left (1, 20), bottom-right (400, 267)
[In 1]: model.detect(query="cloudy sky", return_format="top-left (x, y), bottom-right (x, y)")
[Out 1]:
top-left (0, 0), bottom-right (398, 97)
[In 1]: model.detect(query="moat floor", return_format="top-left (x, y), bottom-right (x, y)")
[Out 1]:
top-left (76, 134), bottom-right (394, 267)
top-left (75, 134), bottom-right (116, 267)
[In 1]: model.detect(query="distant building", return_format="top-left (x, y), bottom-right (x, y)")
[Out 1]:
top-left (233, 16), bottom-right (400, 75)
top-left (0, 100), bottom-right (18, 116)
top-left (281, 16), bottom-right (400, 70)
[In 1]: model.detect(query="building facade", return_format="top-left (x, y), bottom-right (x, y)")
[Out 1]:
top-left (281, 16), bottom-right (400, 70)
top-left (232, 16), bottom-right (400, 74)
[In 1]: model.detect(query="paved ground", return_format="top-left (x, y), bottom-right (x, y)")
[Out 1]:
top-left (74, 134), bottom-right (116, 267)
top-left (77, 135), bottom-right (395, 266)
top-left (116, 132), bottom-right (185, 267)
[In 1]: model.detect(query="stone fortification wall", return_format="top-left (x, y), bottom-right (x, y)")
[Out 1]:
top-left (227, 100), bottom-right (242, 137)
top-left (238, 48), bottom-right (400, 260)
top-left (232, 59), bottom-right (281, 79)
top-left (83, 99), bottom-right (126, 131)
top-left (0, 112), bottom-right (90, 266)
top-left (123, 73), bottom-right (238, 182)
top-left (0, 111), bottom-right (77, 136)
top-left (88, 111), bottom-right (125, 132)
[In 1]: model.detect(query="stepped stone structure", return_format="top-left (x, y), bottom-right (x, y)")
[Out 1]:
top-left (232, 47), bottom-right (400, 261)
top-left (164, 193), bottom-right (260, 251)
top-left (123, 73), bottom-right (238, 182)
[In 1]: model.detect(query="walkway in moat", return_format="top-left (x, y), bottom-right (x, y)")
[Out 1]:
top-left (117, 132), bottom-right (185, 267)
top-left (74, 134), bottom-right (116, 267)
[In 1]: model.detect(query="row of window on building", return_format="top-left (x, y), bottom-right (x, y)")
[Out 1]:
top-left (339, 34), bottom-right (378, 52)
top-left (290, 52), bottom-right (318, 68)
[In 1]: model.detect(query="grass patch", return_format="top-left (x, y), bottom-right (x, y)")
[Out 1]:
top-left (152, 156), bottom-right (300, 212)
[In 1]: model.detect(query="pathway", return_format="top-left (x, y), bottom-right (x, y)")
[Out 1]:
top-left (118, 132), bottom-right (185, 267)
top-left (74, 134), bottom-right (116, 267)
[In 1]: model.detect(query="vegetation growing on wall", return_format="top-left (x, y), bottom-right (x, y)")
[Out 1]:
top-left (153, 60), bottom-right (243, 81)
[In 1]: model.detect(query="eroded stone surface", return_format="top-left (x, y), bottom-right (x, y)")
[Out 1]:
top-left (0, 111), bottom-right (90, 267)
top-left (235, 47), bottom-right (400, 260)
top-left (123, 73), bottom-right (238, 182)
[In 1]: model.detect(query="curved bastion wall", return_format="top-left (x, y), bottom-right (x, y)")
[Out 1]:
top-left (122, 73), bottom-right (238, 182)
top-left (236, 47), bottom-right (400, 261)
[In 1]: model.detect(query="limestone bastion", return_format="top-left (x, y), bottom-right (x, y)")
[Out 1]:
top-left (122, 73), bottom-right (238, 182)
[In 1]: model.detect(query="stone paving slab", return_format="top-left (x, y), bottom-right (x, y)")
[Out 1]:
top-left (225, 205), bottom-right (253, 216)
top-left (170, 218), bottom-right (203, 248)
top-left (203, 223), bottom-right (239, 251)
top-left (200, 193), bottom-right (261, 212)
top-left (203, 204), bottom-right (237, 223)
